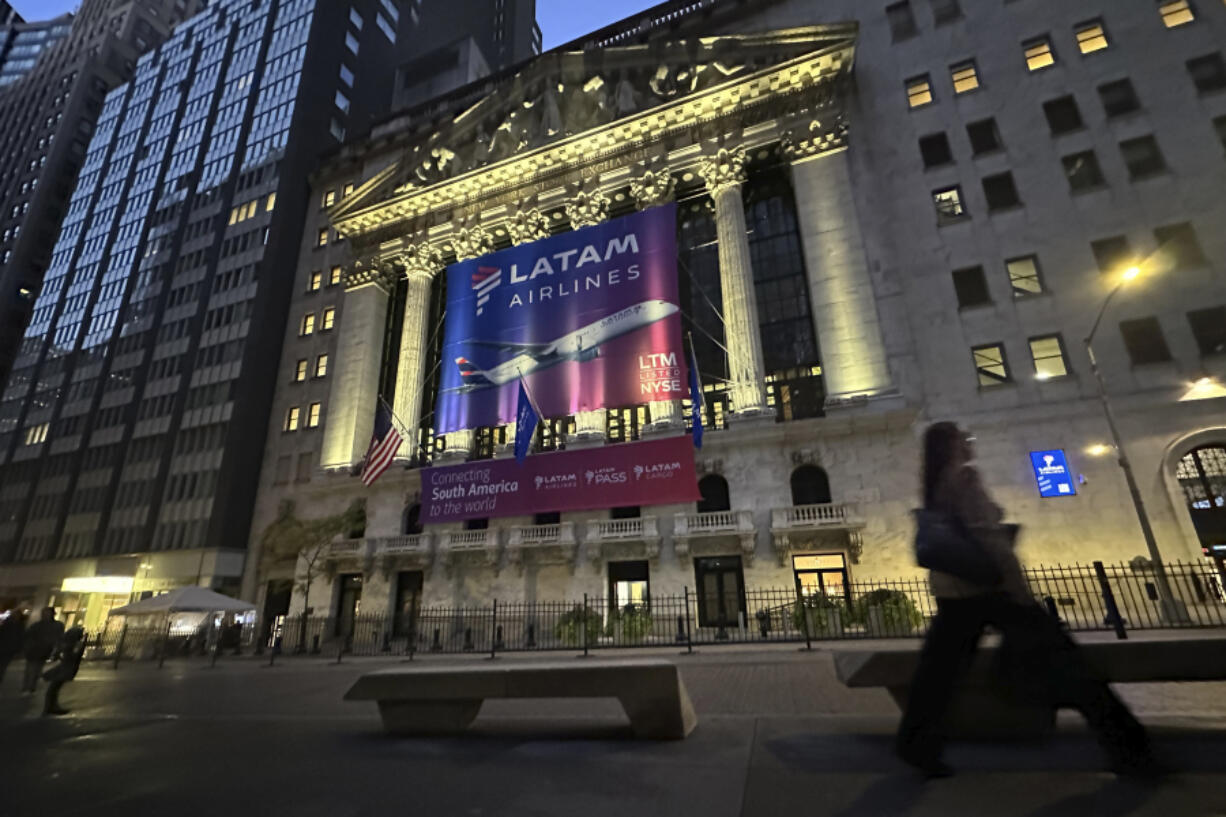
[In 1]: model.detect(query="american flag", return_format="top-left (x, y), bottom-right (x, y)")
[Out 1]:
top-left (360, 401), bottom-right (403, 487)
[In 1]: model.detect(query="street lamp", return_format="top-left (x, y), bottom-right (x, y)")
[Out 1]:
top-left (1084, 266), bottom-right (1187, 622)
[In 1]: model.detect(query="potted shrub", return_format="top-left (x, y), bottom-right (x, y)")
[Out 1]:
top-left (554, 604), bottom-right (603, 647)
top-left (609, 605), bottom-right (654, 644)
top-left (792, 594), bottom-right (846, 638)
top-left (855, 588), bottom-right (922, 636)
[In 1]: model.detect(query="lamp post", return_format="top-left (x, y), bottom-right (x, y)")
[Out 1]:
top-left (1084, 267), bottom-right (1187, 622)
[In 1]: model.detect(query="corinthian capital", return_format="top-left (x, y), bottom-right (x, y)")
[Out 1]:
top-left (397, 243), bottom-right (442, 280)
top-left (780, 116), bottom-right (848, 162)
top-left (507, 207), bottom-right (552, 246)
top-left (449, 220), bottom-right (495, 262)
top-left (699, 147), bottom-right (747, 197)
top-left (630, 168), bottom-right (676, 210)
top-left (564, 182), bottom-right (610, 229)
top-left (344, 257), bottom-right (393, 292)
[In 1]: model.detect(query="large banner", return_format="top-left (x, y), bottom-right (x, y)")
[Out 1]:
top-left (435, 203), bottom-right (685, 433)
top-left (421, 435), bottom-right (701, 524)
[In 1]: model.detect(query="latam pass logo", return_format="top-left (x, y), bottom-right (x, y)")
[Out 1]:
top-left (472, 266), bottom-right (502, 316)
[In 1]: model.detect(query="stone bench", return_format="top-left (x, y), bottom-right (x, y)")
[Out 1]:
top-left (834, 637), bottom-right (1226, 736)
top-left (344, 658), bottom-right (698, 740)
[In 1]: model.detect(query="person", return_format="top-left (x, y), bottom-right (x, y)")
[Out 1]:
top-left (21, 607), bottom-right (64, 695)
top-left (0, 605), bottom-right (28, 689)
top-left (896, 422), bottom-right (1157, 778)
top-left (42, 626), bottom-right (86, 716)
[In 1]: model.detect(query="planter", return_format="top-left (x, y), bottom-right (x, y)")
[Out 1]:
top-left (800, 606), bottom-right (844, 638)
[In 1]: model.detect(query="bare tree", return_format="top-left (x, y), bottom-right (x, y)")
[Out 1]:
top-left (260, 498), bottom-right (366, 653)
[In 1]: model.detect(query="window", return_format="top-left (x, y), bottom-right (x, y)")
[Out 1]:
top-left (951, 60), bottom-right (980, 94)
top-left (348, 8), bottom-right (364, 29)
top-left (906, 74), bottom-right (933, 107)
top-left (321, 307), bottom-right (336, 331)
top-left (1159, 1), bottom-right (1196, 27)
top-left (265, 192), bottom-right (276, 211)
top-left (929, 0), bottom-right (961, 25)
top-left (1188, 307), bottom-right (1226, 356)
top-left (329, 266), bottom-right (343, 286)
top-left (1024, 37), bottom-right (1055, 71)
top-left (933, 186), bottom-right (966, 222)
top-left (295, 360), bottom-right (308, 382)
top-left (1120, 136), bottom-right (1167, 179)
top-left (309, 271), bottom-right (322, 291)
top-left (952, 265), bottom-right (991, 308)
top-left (918, 132), bottom-right (953, 168)
top-left (343, 183), bottom-right (355, 197)
top-left (300, 313), bottom-right (315, 336)
top-left (1187, 54), bottom-right (1226, 93)
top-left (1043, 96), bottom-right (1084, 134)
top-left (966, 118), bottom-right (1002, 155)
top-left (345, 32), bottom-right (359, 54)
top-left (1006, 255), bottom-right (1045, 297)
top-left (284, 407), bottom-right (301, 432)
top-left (307, 403), bottom-right (321, 428)
top-left (1091, 236), bottom-right (1135, 275)
top-left (886, 1), bottom-right (918, 41)
top-left (334, 90), bottom-right (350, 114)
top-left (317, 229), bottom-right (328, 247)
top-left (1062, 150), bottom-right (1107, 191)
top-left (376, 12), bottom-right (396, 42)
top-left (24, 423), bottom-right (49, 445)
top-left (1119, 317), bottom-right (1172, 365)
top-left (339, 64), bottom-right (354, 87)
top-left (1098, 79), bottom-right (1140, 117)
top-left (322, 190), bottom-right (336, 208)
top-left (973, 344), bottom-right (1011, 387)
top-left (315, 354), bottom-right (329, 377)
top-left (1029, 335), bottom-right (1070, 380)
top-left (1075, 20), bottom-right (1109, 54)
top-left (982, 172), bottom-right (1022, 211)
top-left (1154, 222), bottom-right (1207, 268)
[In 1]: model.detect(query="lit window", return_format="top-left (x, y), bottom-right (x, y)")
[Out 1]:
top-left (321, 307), bottom-right (336, 331)
top-left (906, 75), bottom-right (933, 108)
top-left (1159, 1), bottom-right (1195, 27)
top-left (334, 90), bottom-right (350, 114)
top-left (951, 61), bottom-right (980, 94)
top-left (1024, 37), bottom-right (1055, 71)
top-left (1029, 335), bottom-right (1069, 380)
top-left (376, 13), bottom-right (396, 42)
top-left (343, 183), bottom-right (355, 197)
top-left (322, 190), bottom-right (336, 208)
top-left (933, 186), bottom-right (966, 222)
top-left (1075, 20), bottom-right (1109, 54)
top-left (309, 271), bottom-right (322, 291)
top-left (973, 343), bottom-right (1011, 387)
top-left (315, 354), bottom-right (329, 377)
top-left (284, 407), bottom-right (301, 432)
top-left (1006, 255), bottom-right (1044, 297)
top-left (349, 8), bottom-right (364, 29)
top-left (228, 207), bottom-right (238, 225)
top-left (339, 64), bottom-right (354, 87)
top-left (307, 403), bottom-right (322, 428)
top-left (300, 314), bottom-right (315, 335)
top-left (295, 360), bottom-right (308, 382)
top-left (317, 229), bottom-right (329, 247)
top-left (265, 192), bottom-right (276, 211)
top-left (24, 422), bottom-right (49, 445)
top-left (345, 32), bottom-right (359, 54)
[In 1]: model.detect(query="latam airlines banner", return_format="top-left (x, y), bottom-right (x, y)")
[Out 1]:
top-left (421, 435), bottom-right (702, 524)
top-left (435, 203), bottom-right (685, 434)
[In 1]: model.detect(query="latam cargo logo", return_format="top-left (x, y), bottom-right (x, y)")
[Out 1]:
top-left (472, 266), bottom-right (502, 316)
top-left (634, 462), bottom-right (682, 481)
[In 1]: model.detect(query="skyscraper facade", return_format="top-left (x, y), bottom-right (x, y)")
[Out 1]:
top-left (0, 0), bottom-right (416, 625)
top-left (0, 0), bottom-right (205, 389)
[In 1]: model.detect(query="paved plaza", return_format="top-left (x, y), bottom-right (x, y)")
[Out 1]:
top-left (2, 639), bottom-right (1225, 816)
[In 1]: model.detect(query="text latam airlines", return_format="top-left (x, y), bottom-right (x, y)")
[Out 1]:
top-left (502, 234), bottom-right (641, 309)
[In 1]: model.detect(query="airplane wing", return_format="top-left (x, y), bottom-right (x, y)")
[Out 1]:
top-left (465, 339), bottom-right (556, 357)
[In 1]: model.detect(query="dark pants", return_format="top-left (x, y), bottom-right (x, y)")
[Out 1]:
top-left (897, 593), bottom-right (1149, 765)
top-left (21, 658), bottom-right (46, 693)
top-left (44, 679), bottom-right (67, 713)
top-left (0, 654), bottom-right (11, 687)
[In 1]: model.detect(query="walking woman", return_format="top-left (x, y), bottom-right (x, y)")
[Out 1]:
top-left (896, 422), bottom-right (1158, 778)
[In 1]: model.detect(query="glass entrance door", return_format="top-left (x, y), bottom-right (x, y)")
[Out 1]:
top-left (334, 574), bottom-right (362, 637)
top-left (793, 554), bottom-right (850, 603)
top-left (393, 571), bottom-right (423, 637)
top-left (694, 556), bottom-right (746, 631)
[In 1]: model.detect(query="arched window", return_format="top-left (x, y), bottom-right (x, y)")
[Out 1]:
top-left (697, 474), bottom-right (731, 513)
top-left (790, 465), bottom-right (831, 507)
top-left (1176, 445), bottom-right (1226, 547)
top-left (401, 503), bottom-right (422, 535)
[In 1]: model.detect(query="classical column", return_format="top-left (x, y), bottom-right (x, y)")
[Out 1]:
top-left (437, 222), bottom-right (496, 464)
top-left (783, 123), bottom-right (894, 405)
top-left (699, 147), bottom-right (769, 419)
top-left (391, 243), bottom-right (441, 464)
top-left (320, 260), bottom-right (392, 470)
top-left (631, 164), bottom-right (685, 434)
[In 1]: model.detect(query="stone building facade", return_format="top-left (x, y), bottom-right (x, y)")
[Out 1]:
top-left (245, 0), bottom-right (1226, 634)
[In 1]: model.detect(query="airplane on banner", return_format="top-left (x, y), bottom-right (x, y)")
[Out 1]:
top-left (448, 299), bottom-right (679, 393)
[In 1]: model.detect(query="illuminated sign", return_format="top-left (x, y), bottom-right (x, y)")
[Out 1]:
top-left (61, 576), bottom-right (135, 594)
top-left (1029, 449), bottom-right (1076, 498)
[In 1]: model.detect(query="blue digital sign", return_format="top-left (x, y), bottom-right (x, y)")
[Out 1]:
top-left (1030, 450), bottom-right (1077, 498)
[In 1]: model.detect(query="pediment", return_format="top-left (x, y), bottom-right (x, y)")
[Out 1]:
top-left (330, 25), bottom-right (856, 227)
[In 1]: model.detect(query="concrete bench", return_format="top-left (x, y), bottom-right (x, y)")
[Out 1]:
top-left (834, 637), bottom-right (1226, 736)
top-left (344, 658), bottom-right (698, 740)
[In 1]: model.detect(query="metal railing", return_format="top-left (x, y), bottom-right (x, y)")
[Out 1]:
top-left (771, 503), bottom-right (856, 529)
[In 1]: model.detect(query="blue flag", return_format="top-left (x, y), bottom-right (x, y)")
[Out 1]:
top-left (688, 348), bottom-right (704, 449)
top-left (514, 380), bottom-right (539, 464)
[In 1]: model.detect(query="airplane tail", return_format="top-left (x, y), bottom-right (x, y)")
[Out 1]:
top-left (455, 357), bottom-right (494, 386)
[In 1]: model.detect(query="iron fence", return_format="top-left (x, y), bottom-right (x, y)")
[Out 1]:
top-left (77, 561), bottom-right (1225, 663)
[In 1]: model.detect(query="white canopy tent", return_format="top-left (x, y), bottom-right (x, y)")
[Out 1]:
top-left (109, 586), bottom-right (255, 616)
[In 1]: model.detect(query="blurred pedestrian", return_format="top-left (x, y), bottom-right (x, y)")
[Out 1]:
top-left (896, 422), bottom-right (1158, 778)
top-left (0, 605), bottom-right (28, 689)
top-left (21, 607), bottom-right (64, 695)
top-left (42, 626), bottom-right (86, 716)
